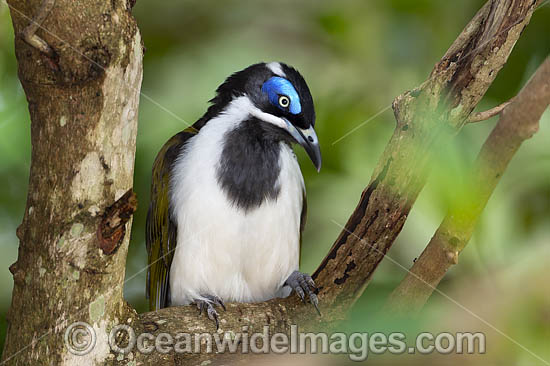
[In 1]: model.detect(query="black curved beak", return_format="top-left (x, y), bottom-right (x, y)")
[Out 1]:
top-left (283, 119), bottom-right (322, 172)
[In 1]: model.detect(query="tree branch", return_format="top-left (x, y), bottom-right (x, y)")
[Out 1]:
top-left (468, 99), bottom-right (514, 122)
top-left (311, 0), bottom-right (539, 311)
top-left (386, 56), bottom-right (550, 314)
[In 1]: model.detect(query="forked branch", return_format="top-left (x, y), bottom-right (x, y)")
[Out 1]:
top-left (386, 57), bottom-right (550, 314)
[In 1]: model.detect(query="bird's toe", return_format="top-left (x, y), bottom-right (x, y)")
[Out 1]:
top-left (285, 271), bottom-right (320, 315)
top-left (195, 295), bottom-right (225, 329)
top-left (208, 295), bottom-right (226, 311)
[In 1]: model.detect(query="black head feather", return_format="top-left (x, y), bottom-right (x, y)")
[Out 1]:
top-left (194, 62), bottom-right (315, 131)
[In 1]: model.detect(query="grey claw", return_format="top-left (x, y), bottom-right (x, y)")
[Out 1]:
top-left (285, 271), bottom-right (321, 315)
top-left (306, 276), bottom-right (317, 290)
top-left (310, 293), bottom-right (321, 316)
top-left (211, 296), bottom-right (226, 311)
top-left (295, 286), bottom-right (305, 302)
top-left (206, 306), bottom-right (219, 330)
top-left (195, 295), bottom-right (226, 330)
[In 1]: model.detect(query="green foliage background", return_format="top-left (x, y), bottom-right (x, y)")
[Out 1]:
top-left (0, 0), bottom-right (549, 363)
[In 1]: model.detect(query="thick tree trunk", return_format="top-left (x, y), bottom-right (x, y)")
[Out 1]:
top-left (1, 0), bottom-right (544, 365)
top-left (2, 0), bottom-right (142, 364)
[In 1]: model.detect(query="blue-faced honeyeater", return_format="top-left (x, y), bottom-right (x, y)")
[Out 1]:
top-left (146, 62), bottom-right (321, 328)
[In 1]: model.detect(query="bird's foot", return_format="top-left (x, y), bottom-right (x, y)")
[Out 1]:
top-left (285, 271), bottom-right (320, 315)
top-left (194, 294), bottom-right (226, 330)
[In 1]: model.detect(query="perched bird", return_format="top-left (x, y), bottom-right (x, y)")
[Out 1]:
top-left (146, 62), bottom-right (321, 327)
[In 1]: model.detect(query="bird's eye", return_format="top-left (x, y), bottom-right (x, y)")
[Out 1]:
top-left (278, 95), bottom-right (290, 108)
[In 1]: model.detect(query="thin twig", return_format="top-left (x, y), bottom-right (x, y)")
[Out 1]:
top-left (468, 99), bottom-right (514, 123)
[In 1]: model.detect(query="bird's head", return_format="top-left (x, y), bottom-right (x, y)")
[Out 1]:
top-left (205, 62), bottom-right (321, 171)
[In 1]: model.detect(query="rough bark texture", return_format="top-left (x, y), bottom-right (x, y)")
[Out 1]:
top-left (1, 0), bottom-right (543, 365)
top-left (2, 0), bottom-right (142, 365)
top-left (386, 57), bottom-right (550, 314)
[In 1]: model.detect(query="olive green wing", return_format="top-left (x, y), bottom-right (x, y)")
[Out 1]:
top-left (299, 188), bottom-right (307, 267)
top-left (146, 127), bottom-right (198, 311)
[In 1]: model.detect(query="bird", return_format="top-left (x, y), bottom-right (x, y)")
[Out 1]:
top-left (145, 62), bottom-right (321, 328)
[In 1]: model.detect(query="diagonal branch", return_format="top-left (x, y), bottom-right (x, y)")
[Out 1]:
top-left (386, 56), bottom-right (550, 314)
top-left (311, 0), bottom-right (539, 313)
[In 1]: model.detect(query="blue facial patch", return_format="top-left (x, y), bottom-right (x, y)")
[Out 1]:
top-left (261, 77), bottom-right (302, 115)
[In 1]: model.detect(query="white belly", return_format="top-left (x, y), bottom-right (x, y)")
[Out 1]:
top-left (169, 116), bottom-right (304, 305)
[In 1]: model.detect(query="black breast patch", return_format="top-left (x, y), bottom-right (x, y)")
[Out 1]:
top-left (216, 118), bottom-right (282, 211)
